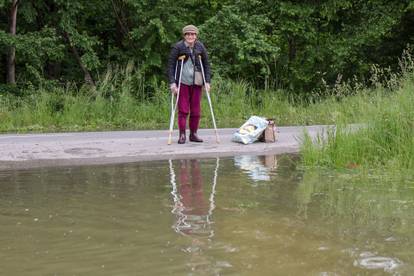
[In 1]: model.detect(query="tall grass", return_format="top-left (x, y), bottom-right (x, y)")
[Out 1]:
top-left (0, 79), bottom-right (366, 133)
top-left (0, 62), bottom-right (172, 132)
top-left (1, 50), bottom-right (413, 143)
top-left (301, 50), bottom-right (414, 170)
top-left (0, 69), bottom-right (355, 132)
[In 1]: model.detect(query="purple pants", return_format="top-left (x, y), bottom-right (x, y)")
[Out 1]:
top-left (178, 84), bottom-right (202, 132)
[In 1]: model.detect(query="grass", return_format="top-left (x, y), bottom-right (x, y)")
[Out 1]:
top-left (0, 76), bottom-right (391, 133)
top-left (2, 56), bottom-right (391, 133)
top-left (301, 71), bottom-right (414, 170)
top-left (299, 48), bottom-right (414, 170)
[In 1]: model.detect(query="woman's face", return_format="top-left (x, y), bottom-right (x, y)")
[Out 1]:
top-left (184, 32), bottom-right (197, 45)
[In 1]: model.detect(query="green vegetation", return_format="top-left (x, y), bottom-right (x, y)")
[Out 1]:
top-left (0, 50), bottom-right (412, 138)
top-left (0, 72), bottom-right (343, 132)
top-left (301, 51), bottom-right (414, 170)
top-left (1, 1), bottom-right (413, 93)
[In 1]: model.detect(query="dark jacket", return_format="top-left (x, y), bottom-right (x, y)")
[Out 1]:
top-left (167, 40), bottom-right (211, 85)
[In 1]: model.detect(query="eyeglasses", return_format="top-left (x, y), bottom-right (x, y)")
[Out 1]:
top-left (185, 33), bottom-right (197, 36)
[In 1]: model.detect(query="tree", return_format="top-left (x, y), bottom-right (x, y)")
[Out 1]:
top-left (201, 0), bottom-right (412, 94)
top-left (6, 0), bottom-right (18, 84)
top-left (201, 3), bottom-right (280, 89)
top-left (0, 0), bottom-right (413, 96)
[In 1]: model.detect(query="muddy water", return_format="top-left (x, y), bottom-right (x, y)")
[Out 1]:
top-left (0, 155), bottom-right (413, 275)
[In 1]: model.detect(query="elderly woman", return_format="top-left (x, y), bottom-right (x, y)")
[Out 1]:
top-left (167, 25), bottom-right (211, 144)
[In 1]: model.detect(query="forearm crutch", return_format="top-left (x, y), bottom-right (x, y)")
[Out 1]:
top-left (198, 55), bottom-right (220, 143)
top-left (168, 55), bottom-right (186, 145)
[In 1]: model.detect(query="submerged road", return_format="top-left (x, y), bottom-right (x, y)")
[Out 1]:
top-left (0, 125), bottom-right (331, 170)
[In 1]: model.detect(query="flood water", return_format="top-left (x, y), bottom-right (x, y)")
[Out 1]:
top-left (1, 154), bottom-right (413, 275)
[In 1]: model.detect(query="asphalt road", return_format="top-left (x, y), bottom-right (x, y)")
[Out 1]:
top-left (0, 125), bottom-right (331, 170)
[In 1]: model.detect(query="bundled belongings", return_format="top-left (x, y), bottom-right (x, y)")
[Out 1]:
top-left (232, 116), bottom-right (278, 144)
top-left (232, 116), bottom-right (267, 144)
top-left (259, 118), bottom-right (277, 143)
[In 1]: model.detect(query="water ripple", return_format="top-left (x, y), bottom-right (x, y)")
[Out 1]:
top-left (354, 253), bottom-right (402, 272)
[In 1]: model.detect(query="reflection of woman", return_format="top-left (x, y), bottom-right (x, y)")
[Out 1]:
top-left (177, 160), bottom-right (209, 236)
top-left (169, 158), bottom-right (220, 273)
top-left (170, 158), bottom-right (219, 237)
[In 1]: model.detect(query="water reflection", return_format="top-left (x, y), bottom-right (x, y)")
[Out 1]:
top-left (169, 158), bottom-right (219, 238)
top-left (354, 252), bottom-right (402, 272)
top-left (1, 155), bottom-right (414, 275)
top-left (169, 158), bottom-right (221, 274)
top-left (234, 155), bottom-right (278, 182)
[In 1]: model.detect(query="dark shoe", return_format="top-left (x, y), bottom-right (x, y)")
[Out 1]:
top-left (189, 132), bottom-right (203, 142)
top-left (178, 130), bottom-right (186, 144)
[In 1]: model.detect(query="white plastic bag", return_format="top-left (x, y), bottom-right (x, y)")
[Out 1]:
top-left (232, 116), bottom-right (268, 144)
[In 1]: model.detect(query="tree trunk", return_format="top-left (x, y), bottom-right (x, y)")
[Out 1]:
top-left (63, 31), bottom-right (95, 86)
top-left (41, 0), bottom-right (61, 80)
top-left (288, 36), bottom-right (296, 62)
top-left (46, 61), bottom-right (61, 79)
top-left (111, 0), bottom-right (130, 47)
top-left (7, 0), bottom-right (18, 84)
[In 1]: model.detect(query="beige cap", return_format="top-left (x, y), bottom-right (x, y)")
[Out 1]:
top-left (182, 25), bottom-right (199, 35)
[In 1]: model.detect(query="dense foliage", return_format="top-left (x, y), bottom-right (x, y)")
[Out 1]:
top-left (1, 0), bottom-right (413, 96)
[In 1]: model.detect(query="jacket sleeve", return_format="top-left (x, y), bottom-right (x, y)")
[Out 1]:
top-left (199, 42), bottom-right (211, 83)
top-left (167, 44), bottom-right (179, 84)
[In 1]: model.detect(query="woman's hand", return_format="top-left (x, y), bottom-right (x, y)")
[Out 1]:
top-left (204, 83), bottom-right (210, 92)
top-left (170, 83), bottom-right (178, 94)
